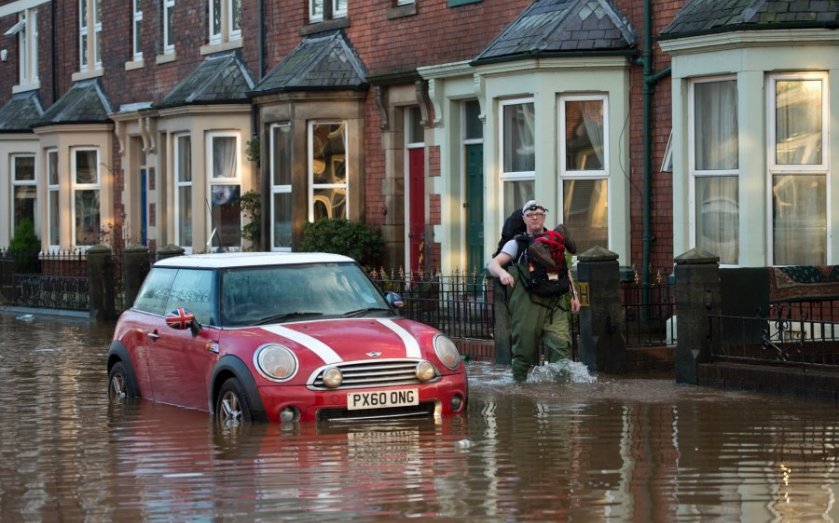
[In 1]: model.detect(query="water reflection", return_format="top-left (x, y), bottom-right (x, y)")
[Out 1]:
top-left (1, 311), bottom-right (838, 520)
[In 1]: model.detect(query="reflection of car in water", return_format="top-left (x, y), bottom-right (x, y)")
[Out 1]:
top-left (108, 252), bottom-right (468, 424)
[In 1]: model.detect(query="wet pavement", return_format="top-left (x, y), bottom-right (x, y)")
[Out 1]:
top-left (1, 310), bottom-right (838, 521)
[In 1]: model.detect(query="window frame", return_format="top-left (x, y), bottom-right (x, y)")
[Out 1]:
top-left (687, 76), bottom-right (740, 265)
top-left (5, 9), bottom-right (39, 90)
top-left (270, 123), bottom-right (293, 252)
top-left (309, 0), bottom-right (347, 23)
top-left (132, 0), bottom-right (143, 61)
top-left (766, 71), bottom-right (829, 266)
top-left (70, 147), bottom-right (101, 249)
top-left (78, 0), bottom-right (102, 71)
top-left (209, 0), bottom-right (241, 45)
top-left (46, 148), bottom-right (59, 250)
top-left (206, 131), bottom-right (243, 252)
top-left (162, 0), bottom-right (175, 55)
top-left (174, 133), bottom-right (193, 252)
top-left (11, 153), bottom-right (38, 235)
top-left (308, 120), bottom-right (349, 222)
top-left (499, 97), bottom-right (536, 217)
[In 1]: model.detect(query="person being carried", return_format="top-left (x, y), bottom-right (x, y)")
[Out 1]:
top-left (487, 200), bottom-right (581, 382)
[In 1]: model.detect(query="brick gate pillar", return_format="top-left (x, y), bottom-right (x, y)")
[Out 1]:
top-left (123, 244), bottom-right (150, 311)
top-left (674, 248), bottom-right (720, 384)
top-left (87, 244), bottom-right (116, 321)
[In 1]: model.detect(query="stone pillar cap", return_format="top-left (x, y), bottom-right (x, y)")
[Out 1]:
top-left (674, 247), bottom-right (719, 265)
top-left (577, 245), bottom-right (619, 262)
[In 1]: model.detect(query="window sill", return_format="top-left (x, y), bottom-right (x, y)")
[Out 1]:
top-left (71, 68), bottom-right (103, 82)
top-left (156, 52), bottom-right (176, 65)
top-left (387, 4), bottom-right (417, 19)
top-left (124, 58), bottom-right (144, 71)
top-left (200, 38), bottom-right (243, 56)
top-left (300, 17), bottom-right (349, 36)
top-left (12, 81), bottom-right (40, 94)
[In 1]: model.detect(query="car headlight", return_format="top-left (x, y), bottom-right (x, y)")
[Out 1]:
top-left (415, 360), bottom-right (437, 383)
top-left (322, 366), bottom-right (343, 388)
top-left (254, 344), bottom-right (298, 382)
top-left (433, 335), bottom-right (461, 371)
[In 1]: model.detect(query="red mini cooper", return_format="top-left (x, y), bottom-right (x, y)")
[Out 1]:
top-left (107, 253), bottom-right (468, 424)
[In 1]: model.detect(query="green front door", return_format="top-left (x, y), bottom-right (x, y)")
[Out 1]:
top-left (465, 143), bottom-right (484, 274)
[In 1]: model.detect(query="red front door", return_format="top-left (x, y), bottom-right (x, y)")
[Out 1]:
top-left (408, 148), bottom-right (425, 273)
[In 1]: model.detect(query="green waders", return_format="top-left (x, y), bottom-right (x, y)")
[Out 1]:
top-left (507, 264), bottom-right (572, 382)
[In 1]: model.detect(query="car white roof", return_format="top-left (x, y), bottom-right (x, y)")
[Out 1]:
top-left (153, 252), bottom-right (355, 269)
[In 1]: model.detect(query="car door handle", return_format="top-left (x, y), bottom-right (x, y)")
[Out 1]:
top-left (148, 331), bottom-right (160, 340)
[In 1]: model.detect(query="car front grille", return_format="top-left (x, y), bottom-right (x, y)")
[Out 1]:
top-left (308, 359), bottom-right (428, 390)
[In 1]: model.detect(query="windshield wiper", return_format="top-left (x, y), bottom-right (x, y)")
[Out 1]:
top-left (254, 312), bottom-right (323, 325)
top-left (343, 307), bottom-right (393, 318)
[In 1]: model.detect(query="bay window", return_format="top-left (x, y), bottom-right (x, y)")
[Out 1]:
top-left (207, 132), bottom-right (242, 251)
top-left (500, 99), bottom-right (535, 216)
top-left (271, 123), bottom-right (293, 251)
top-left (769, 73), bottom-right (828, 265)
top-left (174, 134), bottom-right (192, 251)
top-left (72, 148), bottom-right (100, 247)
top-left (690, 78), bottom-right (739, 265)
top-left (11, 154), bottom-right (37, 234)
top-left (309, 121), bottom-right (348, 221)
top-left (559, 95), bottom-right (608, 253)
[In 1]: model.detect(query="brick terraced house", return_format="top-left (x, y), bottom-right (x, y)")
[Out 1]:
top-left (0, 0), bottom-right (837, 278)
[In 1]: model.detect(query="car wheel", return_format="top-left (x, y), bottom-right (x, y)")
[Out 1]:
top-left (216, 378), bottom-right (253, 426)
top-left (108, 361), bottom-right (138, 401)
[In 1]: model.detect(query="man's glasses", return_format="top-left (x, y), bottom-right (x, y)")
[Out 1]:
top-left (524, 212), bottom-right (546, 218)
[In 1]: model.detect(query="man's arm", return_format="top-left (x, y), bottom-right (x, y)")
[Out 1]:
top-left (488, 252), bottom-right (515, 287)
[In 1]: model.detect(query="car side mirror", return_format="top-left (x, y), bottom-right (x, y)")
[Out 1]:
top-left (165, 307), bottom-right (199, 334)
top-left (385, 292), bottom-right (404, 309)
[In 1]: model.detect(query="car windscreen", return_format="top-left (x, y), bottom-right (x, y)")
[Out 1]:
top-left (220, 262), bottom-right (390, 327)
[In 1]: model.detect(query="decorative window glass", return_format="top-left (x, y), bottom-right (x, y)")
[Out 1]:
top-left (690, 78), bottom-right (739, 265)
top-left (163, 0), bottom-right (175, 54)
top-left (271, 123), bottom-right (293, 251)
top-left (132, 0), bottom-right (143, 60)
top-left (72, 148), bottom-right (100, 247)
top-left (559, 95), bottom-right (609, 253)
top-left (11, 154), bottom-right (37, 235)
top-left (175, 134), bottom-right (192, 250)
top-left (209, 0), bottom-right (241, 44)
top-left (407, 106), bottom-right (423, 146)
top-left (463, 100), bottom-right (482, 141)
top-left (47, 149), bottom-right (59, 248)
top-left (768, 73), bottom-right (828, 265)
top-left (309, 122), bottom-right (348, 221)
top-left (207, 132), bottom-right (242, 251)
top-left (500, 98), bottom-right (535, 216)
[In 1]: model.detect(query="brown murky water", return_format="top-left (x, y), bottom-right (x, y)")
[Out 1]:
top-left (1, 310), bottom-right (838, 521)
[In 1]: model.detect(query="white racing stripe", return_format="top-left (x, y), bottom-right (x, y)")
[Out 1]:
top-left (377, 318), bottom-right (421, 358)
top-left (260, 325), bottom-right (342, 364)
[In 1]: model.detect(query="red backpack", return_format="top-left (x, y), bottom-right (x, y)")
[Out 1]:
top-left (515, 229), bottom-right (570, 297)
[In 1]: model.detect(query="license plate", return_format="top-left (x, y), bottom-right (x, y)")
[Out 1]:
top-left (346, 389), bottom-right (418, 410)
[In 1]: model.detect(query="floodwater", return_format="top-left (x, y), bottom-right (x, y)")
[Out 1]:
top-left (1, 311), bottom-right (838, 522)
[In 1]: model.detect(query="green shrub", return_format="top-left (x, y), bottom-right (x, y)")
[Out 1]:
top-left (240, 191), bottom-right (261, 251)
top-left (9, 218), bottom-right (41, 273)
top-left (300, 219), bottom-right (384, 268)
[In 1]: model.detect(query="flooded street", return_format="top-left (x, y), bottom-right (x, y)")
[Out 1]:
top-left (1, 310), bottom-right (838, 521)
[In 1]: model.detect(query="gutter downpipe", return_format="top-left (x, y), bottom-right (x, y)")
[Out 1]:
top-left (641, 0), bottom-right (670, 305)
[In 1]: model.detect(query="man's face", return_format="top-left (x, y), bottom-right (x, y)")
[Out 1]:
top-left (523, 207), bottom-right (546, 232)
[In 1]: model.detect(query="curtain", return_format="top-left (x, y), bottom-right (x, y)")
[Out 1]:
top-left (504, 103), bottom-right (535, 172)
top-left (696, 176), bottom-right (738, 264)
top-left (580, 100), bottom-right (604, 169)
top-left (773, 175), bottom-right (826, 265)
top-left (213, 136), bottom-right (237, 179)
top-left (695, 80), bottom-right (738, 171)
top-left (775, 79), bottom-right (822, 166)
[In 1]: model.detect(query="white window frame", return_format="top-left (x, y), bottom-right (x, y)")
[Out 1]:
top-left (11, 153), bottom-right (38, 235)
top-left (71, 147), bottom-right (100, 249)
top-left (174, 133), bottom-right (192, 252)
top-left (332, 0), bottom-right (347, 18)
top-left (687, 76), bottom-right (739, 265)
top-left (78, 0), bottom-right (102, 71)
top-left (132, 0), bottom-right (143, 61)
top-left (558, 93), bottom-right (610, 251)
top-left (499, 97), bottom-right (535, 216)
top-left (308, 120), bottom-right (349, 221)
top-left (206, 131), bottom-right (242, 251)
top-left (209, 0), bottom-right (241, 45)
top-left (309, 0), bottom-right (324, 23)
top-left (309, 0), bottom-right (346, 22)
top-left (270, 123), bottom-right (292, 252)
top-left (5, 9), bottom-right (39, 91)
top-left (163, 0), bottom-right (175, 55)
top-left (397, 0), bottom-right (415, 5)
top-left (766, 71), bottom-right (829, 265)
top-left (46, 149), bottom-right (59, 250)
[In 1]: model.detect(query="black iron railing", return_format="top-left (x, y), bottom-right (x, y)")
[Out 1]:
top-left (620, 281), bottom-right (675, 347)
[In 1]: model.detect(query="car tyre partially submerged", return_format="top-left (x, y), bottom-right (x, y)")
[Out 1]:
top-left (107, 252), bottom-right (468, 424)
